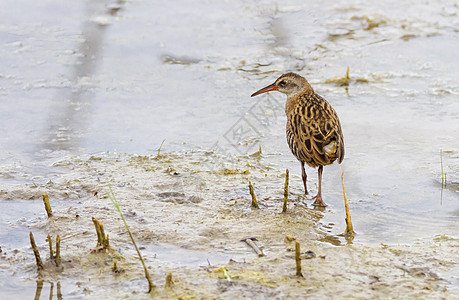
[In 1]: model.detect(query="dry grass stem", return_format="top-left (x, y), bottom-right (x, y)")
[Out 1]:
top-left (248, 181), bottom-right (259, 209)
top-left (341, 172), bottom-right (356, 238)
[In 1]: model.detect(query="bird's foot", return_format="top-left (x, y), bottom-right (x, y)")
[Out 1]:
top-left (312, 194), bottom-right (327, 207)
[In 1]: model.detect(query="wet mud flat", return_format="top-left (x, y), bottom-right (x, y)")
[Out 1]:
top-left (0, 151), bottom-right (457, 299)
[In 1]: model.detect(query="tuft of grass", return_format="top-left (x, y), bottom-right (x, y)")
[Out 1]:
top-left (325, 67), bottom-right (368, 87)
top-left (325, 67), bottom-right (351, 86)
top-left (107, 185), bottom-right (156, 293)
top-left (249, 145), bottom-right (262, 157)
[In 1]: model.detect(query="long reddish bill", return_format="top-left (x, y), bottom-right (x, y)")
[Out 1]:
top-left (251, 83), bottom-right (278, 97)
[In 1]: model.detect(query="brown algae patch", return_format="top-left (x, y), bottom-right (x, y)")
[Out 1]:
top-left (0, 151), bottom-right (457, 298)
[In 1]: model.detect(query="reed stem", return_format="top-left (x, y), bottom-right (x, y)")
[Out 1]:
top-left (42, 192), bottom-right (53, 218)
top-left (295, 240), bottom-right (303, 277)
top-left (30, 232), bottom-right (44, 271)
top-left (282, 169), bottom-right (289, 213)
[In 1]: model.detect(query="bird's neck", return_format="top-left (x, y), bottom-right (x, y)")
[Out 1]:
top-left (285, 88), bottom-right (313, 115)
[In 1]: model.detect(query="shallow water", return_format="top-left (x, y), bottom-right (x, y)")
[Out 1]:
top-left (0, 0), bottom-right (458, 298)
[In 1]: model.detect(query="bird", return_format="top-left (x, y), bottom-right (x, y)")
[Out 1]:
top-left (251, 72), bottom-right (344, 207)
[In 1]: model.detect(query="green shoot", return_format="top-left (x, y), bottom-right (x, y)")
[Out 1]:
top-left (440, 149), bottom-right (446, 187)
top-left (157, 139), bottom-right (166, 157)
top-left (107, 185), bottom-right (156, 293)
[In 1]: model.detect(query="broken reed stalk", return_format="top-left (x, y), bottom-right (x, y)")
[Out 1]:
top-left (92, 217), bottom-right (103, 246)
top-left (92, 217), bottom-right (109, 250)
top-left (242, 237), bottom-right (265, 257)
top-left (248, 181), bottom-right (259, 209)
top-left (104, 236), bottom-right (110, 251)
top-left (30, 232), bottom-right (44, 271)
top-left (165, 271), bottom-right (174, 288)
top-left (42, 192), bottom-right (53, 218)
top-left (341, 172), bottom-right (355, 237)
top-left (295, 240), bottom-right (303, 277)
top-left (282, 169), bottom-right (289, 213)
top-left (107, 185), bottom-right (156, 293)
top-left (56, 235), bottom-right (61, 267)
top-left (47, 234), bottom-right (54, 259)
top-left (112, 259), bottom-right (119, 273)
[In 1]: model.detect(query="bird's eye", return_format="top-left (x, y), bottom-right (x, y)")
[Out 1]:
top-left (278, 80), bottom-right (287, 87)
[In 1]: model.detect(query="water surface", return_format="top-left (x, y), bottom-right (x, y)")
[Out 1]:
top-left (0, 0), bottom-right (458, 298)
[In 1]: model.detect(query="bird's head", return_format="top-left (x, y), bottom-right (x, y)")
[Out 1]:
top-left (251, 72), bottom-right (313, 98)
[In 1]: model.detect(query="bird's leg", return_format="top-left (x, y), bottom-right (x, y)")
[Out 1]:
top-left (312, 166), bottom-right (327, 207)
top-left (301, 162), bottom-right (308, 195)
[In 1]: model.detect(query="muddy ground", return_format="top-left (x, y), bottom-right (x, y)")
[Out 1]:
top-left (0, 151), bottom-right (457, 299)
